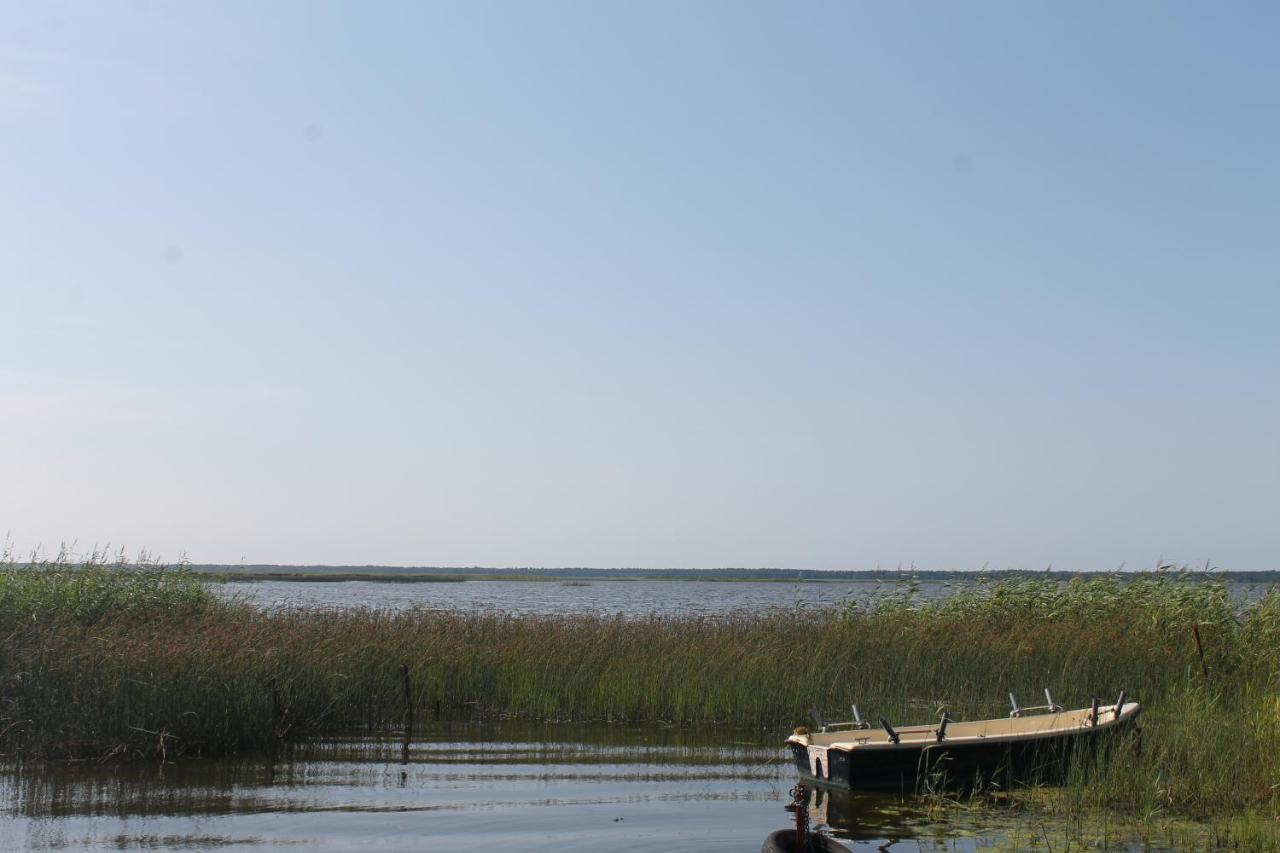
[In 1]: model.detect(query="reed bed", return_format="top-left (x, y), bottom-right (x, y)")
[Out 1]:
top-left (1, 560), bottom-right (1278, 833)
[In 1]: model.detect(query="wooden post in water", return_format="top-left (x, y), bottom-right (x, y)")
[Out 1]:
top-left (268, 678), bottom-right (287, 749)
top-left (400, 663), bottom-right (414, 762)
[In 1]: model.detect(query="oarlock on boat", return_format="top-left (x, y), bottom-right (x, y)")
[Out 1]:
top-left (788, 688), bottom-right (1141, 792)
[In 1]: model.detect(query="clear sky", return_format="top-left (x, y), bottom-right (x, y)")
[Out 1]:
top-left (2, 2), bottom-right (1277, 570)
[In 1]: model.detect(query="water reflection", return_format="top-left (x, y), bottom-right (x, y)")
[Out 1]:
top-left (810, 785), bottom-right (954, 847)
top-left (2, 723), bottom-right (1155, 851)
top-left (3, 725), bottom-right (790, 851)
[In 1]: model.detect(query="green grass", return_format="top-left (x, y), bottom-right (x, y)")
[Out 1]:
top-left (1, 559), bottom-right (1277, 842)
top-left (0, 558), bottom-right (215, 626)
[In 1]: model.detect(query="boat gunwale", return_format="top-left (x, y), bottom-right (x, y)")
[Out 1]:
top-left (788, 702), bottom-right (1140, 753)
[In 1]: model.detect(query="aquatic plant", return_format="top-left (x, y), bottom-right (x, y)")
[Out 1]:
top-left (0, 562), bottom-right (1276, 838)
top-left (0, 551), bottom-right (216, 627)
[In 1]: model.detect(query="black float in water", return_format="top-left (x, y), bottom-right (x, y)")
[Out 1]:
top-left (761, 784), bottom-right (846, 853)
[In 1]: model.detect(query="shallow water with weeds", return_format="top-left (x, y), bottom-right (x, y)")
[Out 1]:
top-left (5, 564), bottom-right (1280, 848)
top-left (0, 724), bottom-right (1216, 852)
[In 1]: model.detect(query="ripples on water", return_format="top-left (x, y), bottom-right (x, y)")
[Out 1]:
top-left (219, 579), bottom-right (947, 616)
top-left (220, 577), bottom-right (1271, 618)
top-left (1, 724), bottom-right (1055, 851)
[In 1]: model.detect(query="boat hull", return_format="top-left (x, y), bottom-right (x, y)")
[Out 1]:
top-left (789, 715), bottom-right (1139, 793)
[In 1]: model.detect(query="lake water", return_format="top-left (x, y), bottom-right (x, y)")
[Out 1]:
top-left (0, 724), bottom-right (1145, 851)
top-left (219, 579), bottom-right (952, 616)
top-left (218, 577), bottom-right (1272, 617)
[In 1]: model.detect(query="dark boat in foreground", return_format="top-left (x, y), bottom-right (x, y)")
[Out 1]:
top-left (759, 828), bottom-right (846, 852)
top-left (787, 690), bottom-right (1139, 792)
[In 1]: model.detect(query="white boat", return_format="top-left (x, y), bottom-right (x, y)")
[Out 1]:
top-left (787, 690), bottom-right (1140, 792)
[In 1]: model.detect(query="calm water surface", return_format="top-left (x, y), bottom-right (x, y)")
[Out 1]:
top-left (219, 577), bottom-right (1271, 617)
top-left (219, 579), bottom-right (946, 615)
top-left (0, 724), bottom-right (1130, 852)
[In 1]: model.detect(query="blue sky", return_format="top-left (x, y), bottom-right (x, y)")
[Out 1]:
top-left (2, 1), bottom-right (1277, 570)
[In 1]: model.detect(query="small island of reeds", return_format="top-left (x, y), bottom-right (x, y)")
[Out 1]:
top-left (2, 558), bottom-right (1278, 846)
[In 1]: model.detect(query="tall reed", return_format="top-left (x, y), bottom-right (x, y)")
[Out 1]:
top-left (1, 562), bottom-right (1276, 828)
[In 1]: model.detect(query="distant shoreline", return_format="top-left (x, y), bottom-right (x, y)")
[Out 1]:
top-left (187, 565), bottom-right (1280, 584)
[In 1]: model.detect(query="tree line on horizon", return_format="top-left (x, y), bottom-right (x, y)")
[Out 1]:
top-left (181, 564), bottom-right (1279, 582)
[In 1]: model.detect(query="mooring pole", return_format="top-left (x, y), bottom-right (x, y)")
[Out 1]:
top-left (400, 663), bottom-right (414, 762)
top-left (269, 678), bottom-right (286, 745)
